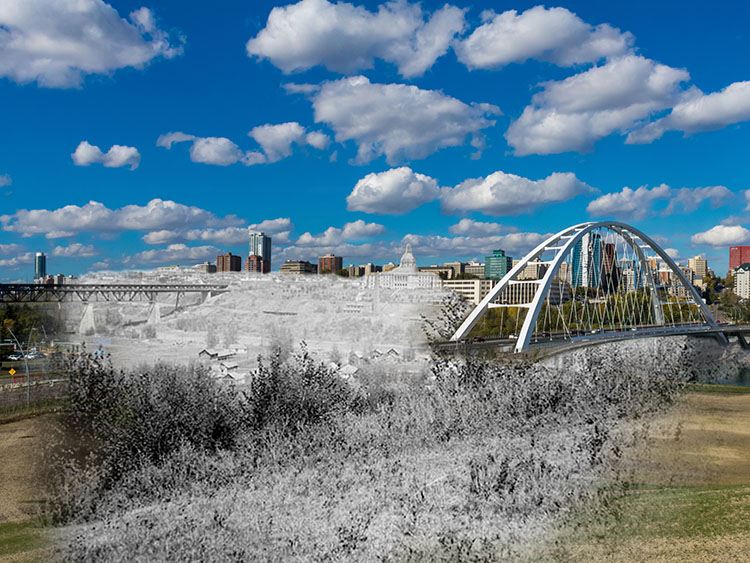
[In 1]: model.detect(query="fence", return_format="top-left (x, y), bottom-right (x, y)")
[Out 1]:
top-left (0, 379), bottom-right (69, 410)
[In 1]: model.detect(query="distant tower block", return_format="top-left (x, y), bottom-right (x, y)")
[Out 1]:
top-left (249, 231), bottom-right (272, 271)
top-left (35, 252), bottom-right (46, 281)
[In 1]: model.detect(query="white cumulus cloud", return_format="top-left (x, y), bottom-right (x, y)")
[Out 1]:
top-left (312, 75), bottom-right (500, 164)
top-left (664, 186), bottom-right (734, 215)
top-left (440, 171), bottom-right (595, 216)
top-left (0, 243), bottom-right (24, 255)
top-left (72, 141), bottom-right (141, 170)
top-left (142, 217), bottom-right (296, 247)
top-left (132, 244), bottom-right (221, 265)
top-left (247, 0), bottom-right (465, 78)
top-left (691, 225), bottom-right (750, 247)
top-left (189, 137), bottom-right (246, 166)
top-left (506, 55), bottom-right (692, 155)
top-left (455, 6), bottom-right (632, 70)
top-left (158, 124), bottom-right (329, 166)
top-left (449, 219), bottom-right (517, 236)
top-left (248, 122), bottom-right (329, 162)
top-left (0, 1), bottom-right (183, 88)
top-left (587, 184), bottom-right (734, 220)
top-left (627, 80), bottom-right (750, 144)
top-left (156, 131), bottom-right (196, 149)
top-left (52, 243), bottom-right (97, 258)
top-left (0, 175), bottom-right (11, 187)
top-left (401, 232), bottom-right (549, 260)
top-left (347, 167), bottom-right (440, 214)
top-left (295, 220), bottom-right (386, 246)
top-left (587, 184), bottom-right (672, 220)
top-left (1, 199), bottom-right (242, 238)
top-left (0, 252), bottom-right (33, 269)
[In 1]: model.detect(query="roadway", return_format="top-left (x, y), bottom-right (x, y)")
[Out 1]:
top-left (438, 323), bottom-right (750, 354)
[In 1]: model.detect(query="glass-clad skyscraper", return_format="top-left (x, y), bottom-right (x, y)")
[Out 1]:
top-left (34, 252), bottom-right (46, 281)
top-left (484, 249), bottom-right (512, 280)
top-left (571, 232), bottom-right (602, 288)
top-left (248, 231), bottom-right (272, 271)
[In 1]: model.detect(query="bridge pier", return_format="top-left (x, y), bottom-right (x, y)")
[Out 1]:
top-left (79, 303), bottom-right (96, 335)
top-left (147, 302), bottom-right (161, 325)
top-left (735, 333), bottom-right (750, 349)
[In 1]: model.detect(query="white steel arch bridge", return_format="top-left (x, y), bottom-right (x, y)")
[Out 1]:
top-left (451, 221), bottom-right (730, 353)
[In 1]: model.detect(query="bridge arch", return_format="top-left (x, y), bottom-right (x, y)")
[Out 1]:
top-left (451, 221), bottom-right (718, 353)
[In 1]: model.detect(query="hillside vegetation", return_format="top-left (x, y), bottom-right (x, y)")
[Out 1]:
top-left (41, 343), bottom-right (690, 562)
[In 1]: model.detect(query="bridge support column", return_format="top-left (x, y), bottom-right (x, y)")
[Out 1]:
top-left (79, 303), bottom-right (96, 335)
top-left (147, 302), bottom-right (161, 325)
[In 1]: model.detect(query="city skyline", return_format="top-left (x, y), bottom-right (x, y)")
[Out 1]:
top-left (2, 0), bottom-right (750, 281)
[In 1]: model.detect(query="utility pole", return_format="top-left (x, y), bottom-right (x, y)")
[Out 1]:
top-left (7, 328), bottom-right (31, 407)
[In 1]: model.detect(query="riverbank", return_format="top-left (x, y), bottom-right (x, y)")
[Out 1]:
top-left (540, 388), bottom-right (750, 561)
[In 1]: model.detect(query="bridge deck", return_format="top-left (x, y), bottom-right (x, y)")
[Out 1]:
top-left (0, 283), bottom-right (230, 303)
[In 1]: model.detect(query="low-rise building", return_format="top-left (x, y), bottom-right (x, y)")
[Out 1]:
top-left (280, 260), bottom-right (317, 274)
top-left (418, 265), bottom-right (454, 279)
top-left (319, 254), bottom-right (343, 274)
top-left (498, 280), bottom-right (570, 306)
top-left (735, 263), bottom-right (750, 298)
top-left (443, 261), bottom-right (464, 279)
top-left (464, 261), bottom-right (485, 278)
top-left (443, 278), bottom-right (499, 305)
top-left (518, 262), bottom-right (548, 280)
top-left (245, 254), bottom-right (270, 273)
top-left (217, 253), bottom-right (242, 272)
top-left (193, 261), bottom-right (217, 273)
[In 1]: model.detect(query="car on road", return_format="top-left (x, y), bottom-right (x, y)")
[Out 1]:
top-left (509, 334), bottom-right (518, 340)
top-left (8, 353), bottom-right (23, 361)
top-left (472, 336), bottom-right (485, 342)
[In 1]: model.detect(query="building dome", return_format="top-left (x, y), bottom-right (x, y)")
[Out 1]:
top-left (396, 243), bottom-right (418, 274)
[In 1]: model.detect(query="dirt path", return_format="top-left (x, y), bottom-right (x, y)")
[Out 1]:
top-left (540, 391), bottom-right (750, 562)
top-left (0, 415), bottom-right (57, 562)
top-left (0, 416), bottom-right (52, 523)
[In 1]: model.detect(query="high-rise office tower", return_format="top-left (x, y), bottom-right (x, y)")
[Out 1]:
top-left (729, 246), bottom-right (750, 272)
top-left (484, 249), bottom-right (513, 280)
top-left (249, 231), bottom-right (272, 271)
top-left (688, 256), bottom-right (708, 279)
top-left (34, 252), bottom-right (46, 281)
top-left (572, 233), bottom-right (602, 288)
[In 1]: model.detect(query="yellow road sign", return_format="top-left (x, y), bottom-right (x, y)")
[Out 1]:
top-left (9, 368), bottom-right (16, 376)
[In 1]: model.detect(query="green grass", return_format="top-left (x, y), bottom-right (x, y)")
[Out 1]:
top-left (609, 484), bottom-right (750, 538)
top-left (0, 520), bottom-right (45, 559)
top-left (542, 483), bottom-right (750, 559)
top-left (0, 398), bottom-right (68, 423)
top-left (686, 382), bottom-right (750, 394)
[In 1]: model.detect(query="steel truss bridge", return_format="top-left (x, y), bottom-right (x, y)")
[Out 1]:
top-left (0, 283), bottom-right (229, 304)
top-left (451, 221), bottom-right (743, 353)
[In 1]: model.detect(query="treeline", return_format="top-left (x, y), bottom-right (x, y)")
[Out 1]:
top-left (0, 303), bottom-right (63, 344)
top-left (470, 291), bottom-right (703, 338)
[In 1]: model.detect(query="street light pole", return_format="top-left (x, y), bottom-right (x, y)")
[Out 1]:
top-left (7, 328), bottom-right (30, 407)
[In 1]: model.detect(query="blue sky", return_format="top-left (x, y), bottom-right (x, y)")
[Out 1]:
top-left (2, 0), bottom-right (750, 280)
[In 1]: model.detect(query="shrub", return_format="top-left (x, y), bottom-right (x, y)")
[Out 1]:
top-left (248, 344), bottom-right (352, 434)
